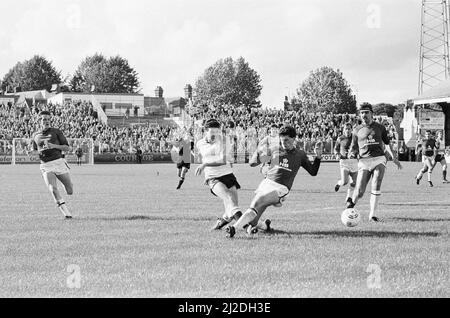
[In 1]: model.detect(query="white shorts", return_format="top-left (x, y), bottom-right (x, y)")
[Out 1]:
top-left (255, 178), bottom-right (290, 207)
top-left (358, 156), bottom-right (387, 172)
top-left (422, 155), bottom-right (433, 163)
top-left (339, 159), bottom-right (358, 173)
top-left (40, 158), bottom-right (70, 176)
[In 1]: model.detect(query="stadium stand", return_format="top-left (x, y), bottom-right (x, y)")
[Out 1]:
top-left (0, 100), bottom-right (397, 157)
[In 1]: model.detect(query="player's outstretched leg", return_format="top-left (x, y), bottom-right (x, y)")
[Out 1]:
top-left (57, 173), bottom-right (74, 218)
top-left (226, 207), bottom-right (258, 238)
top-left (176, 168), bottom-right (182, 189)
top-left (176, 167), bottom-right (188, 189)
top-left (346, 171), bottom-right (357, 205)
top-left (416, 164), bottom-right (427, 185)
top-left (425, 158), bottom-right (434, 187)
top-left (335, 168), bottom-right (349, 192)
top-left (56, 173), bottom-right (74, 196)
top-left (43, 172), bottom-right (72, 219)
top-left (441, 160), bottom-right (448, 183)
top-left (212, 184), bottom-right (242, 230)
top-left (369, 165), bottom-right (385, 222)
top-left (252, 218), bottom-right (273, 233)
top-left (348, 170), bottom-right (370, 208)
top-left (227, 191), bottom-right (277, 238)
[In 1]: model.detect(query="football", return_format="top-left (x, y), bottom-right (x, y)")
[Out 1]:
top-left (341, 208), bottom-right (361, 227)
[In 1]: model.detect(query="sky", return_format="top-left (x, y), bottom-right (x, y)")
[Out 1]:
top-left (0, 0), bottom-right (424, 108)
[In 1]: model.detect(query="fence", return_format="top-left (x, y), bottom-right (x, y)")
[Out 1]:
top-left (0, 138), bottom-right (94, 165)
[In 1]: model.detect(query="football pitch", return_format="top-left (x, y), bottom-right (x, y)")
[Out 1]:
top-left (0, 162), bottom-right (449, 298)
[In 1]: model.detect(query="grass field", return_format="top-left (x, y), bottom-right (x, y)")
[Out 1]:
top-left (0, 162), bottom-right (449, 298)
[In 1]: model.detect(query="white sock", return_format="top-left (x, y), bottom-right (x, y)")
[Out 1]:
top-left (352, 192), bottom-right (359, 205)
top-left (417, 171), bottom-right (424, 180)
top-left (369, 191), bottom-right (381, 219)
top-left (233, 208), bottom-right (257, 230)
top-left (58, 201), bottom-right (71, 217)
top-left (346, 188), bottom-right (352, 201)
top-left (427, 171), bottom-right (432, 182)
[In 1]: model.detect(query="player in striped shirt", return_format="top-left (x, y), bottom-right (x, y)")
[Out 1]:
top-left (195, 119), bottom-right (243, 230)
top-left (225, 125), bottom-right (322, 238)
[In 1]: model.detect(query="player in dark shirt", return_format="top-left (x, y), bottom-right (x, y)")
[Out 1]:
top-left (29, 111), bottom-right (74, 219)
top-left (135, 146), bottom-right (143, 164)
top-left (415, 130), bottom-right (438, 187)
top-left (334, 122), bottom-right (358, 204)
top-left (75, 145), bottom-right (83, 166)
top-left (170, 137), bottom-right (194, 189)
top-left (225, 126), bottom-right (322, 238)
top-left (432, 130), bottom-right (449, 183)
top-left (347, 104), bottom-right (402, 222)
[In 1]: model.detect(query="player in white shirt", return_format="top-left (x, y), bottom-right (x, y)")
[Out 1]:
top-left (258, 123), bottom-right (280, 176)
top-left (195, 119), bottom-right (243, 230)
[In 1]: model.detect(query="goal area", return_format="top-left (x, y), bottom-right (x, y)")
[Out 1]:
top-left (11, 138), bottom-right (94, 165)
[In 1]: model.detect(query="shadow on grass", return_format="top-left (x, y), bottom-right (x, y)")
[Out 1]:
top-left (391, 217), bottom-right (450, 222)
top-left (86, 215), bottom-right (211, 222)
top-left (263, 229), bottom-right (442, 238)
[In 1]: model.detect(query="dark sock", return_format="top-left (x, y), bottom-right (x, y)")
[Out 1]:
top-left (443, 170), bottom-right (447, 180)
top-left (233, 211), bottom-right (242, 221)
top-left (346, 199), bottom-right (355, 208)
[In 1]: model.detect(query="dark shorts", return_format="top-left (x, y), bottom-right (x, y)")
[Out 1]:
top-left (435, 154), bottom-right (446, 163)
top-left (206, 173), bottom-right (241, 196)
top-left (177, 161), bottom-right (191, 170)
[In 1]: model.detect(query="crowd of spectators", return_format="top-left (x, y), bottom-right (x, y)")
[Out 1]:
top-left (190, 104), bottom-right (398, 154)
top-left (0, 101), bottom-right (178, 155)
top-left (1, 101), bottom-right (398, 157)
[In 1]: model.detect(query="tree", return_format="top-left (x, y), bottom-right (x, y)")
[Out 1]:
top-left (284, 96), bottom-right (302, 111)
top-left (371, 102), bottom-right (405, 128)
top-left (69, 53), bottom-right (106, 92)
top-left (392, 103), bottom-right (405, 128)
top-left (297, 66), bottom-right (356, 114)
top-left (194, 57), bottom-right (262, 109)
top-left (1, 55), bottom-right (61, 92)
top-left (373, 103), bottom-right (397, 117)
top-left (70, 54), bottom-right (140, 93)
